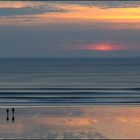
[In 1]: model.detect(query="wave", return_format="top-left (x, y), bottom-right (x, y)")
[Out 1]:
top-left (0, 87), bottom-right (140, 91)
top-left (0, 88), bottom-right (140, 105)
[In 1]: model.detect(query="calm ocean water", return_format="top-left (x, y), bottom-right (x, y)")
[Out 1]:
top-left (0, 57), bottom-right (140, 105)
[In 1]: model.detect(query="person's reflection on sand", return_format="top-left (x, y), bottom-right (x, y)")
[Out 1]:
top-left (12, 115), bottom-right (15, 123)
top-left (6, 115), bottom-right (9, 121)
top-left (6, 108), bottom-right (9, 121)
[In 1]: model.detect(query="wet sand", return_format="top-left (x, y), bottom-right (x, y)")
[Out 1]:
top-left (0, 105), bottom-right (140, 139)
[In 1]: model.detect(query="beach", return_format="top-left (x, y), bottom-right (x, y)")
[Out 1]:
top-left (0, 105), bottom-right (140, 139)
top-left (0, 1), bottom-right (140, 139)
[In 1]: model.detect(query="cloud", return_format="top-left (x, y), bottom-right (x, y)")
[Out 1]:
top-left (0, 2), bottom-right (67, 17)
top-left (59, 1), bottom-right (140, 9)
top-left (2, 1), bottom-right (140, 18)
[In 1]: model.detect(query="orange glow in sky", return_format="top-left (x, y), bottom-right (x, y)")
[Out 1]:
top-left (34, 3), bottom-right (140, 25)
top-left (0, 1), bottom-right (140, 27)
top-left (0, 1), bottom-right (28, 8)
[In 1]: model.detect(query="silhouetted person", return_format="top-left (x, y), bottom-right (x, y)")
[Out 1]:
top-left (6, 108), bottom-right (9, 115)
top-left (12, 107), bottom-right (15, 115)
top-left (12, 115), bottom-right (15, 123)
top-left (12, 107), bottom-right (15, 123)
top-left (6, 108), bottom-right (9, 121)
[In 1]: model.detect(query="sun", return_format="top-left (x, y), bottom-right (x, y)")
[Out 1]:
top-left (94, 44), bottom-right (113, 51)
top-left (85, 43), bottom-right (118, 51)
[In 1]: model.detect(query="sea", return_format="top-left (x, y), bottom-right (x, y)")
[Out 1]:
top-left (0, 57), bottom-right (140, 106)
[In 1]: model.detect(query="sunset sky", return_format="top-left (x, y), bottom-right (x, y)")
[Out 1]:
top-left (0, 1), bottom-right (140, 57)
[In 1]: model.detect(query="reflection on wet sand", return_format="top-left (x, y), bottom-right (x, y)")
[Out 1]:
top-left (0, 106), bottom-right (140, 139)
